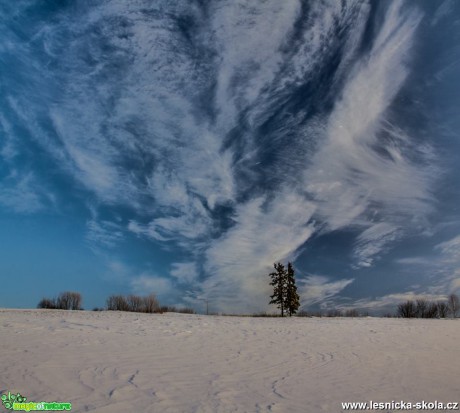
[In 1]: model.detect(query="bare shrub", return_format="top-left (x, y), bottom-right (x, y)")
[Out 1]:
top-left (177, 307), bottom-right (195, 314)
top-left (397, 300), bottom-right (416, 318)
top-left (38, 292), bottom-right (81, 310)
top-left (127, 295), bottom-right (144, 312)
top-left (415, 299), bottom-right (428, 318)
top-left (107, 294), bottom-right (161, 313)
top-left (437, 301), bottom-right (449, 318)
top-left (383, 313), bottom-right (394, 318)
top-left (397, 298), bottom-right (453, 319)
top-left (296, 310), bottom-right (309, 317)
top-left (424, 302), bottom-right (438, 319)
top-left (143, 294), bottom-right (160, 313)
top-left (310, 311), bottom-right (323, 317)
top-left (56, 291), bottom-right (82, 310)
top-left (345, 309), bottom-right (359, 317)
top-left (106, 295), bottom-right (130, 311)
top-left (326, 309), bottom-right (343, 317)
top-left (37, 298), bottom-right (56, 309)
top-left (448, 293), bottom-right (459, 318)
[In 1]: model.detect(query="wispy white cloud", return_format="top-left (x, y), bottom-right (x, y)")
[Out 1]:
top-left (127, 196), bottom-right (212, 245)
top-left (353, 223), bottom-right (400, 268)
top-left (0, 113), bottom-right (18, 161)
top-left (86, 219), bottom-right (124, 250)
top-left (305, 1), bottom-right (429, 234)
top-left (1, 0), bottom-right (441, 312)
top-left (450, 277), bottom-right (460, 293)
top-left (170, 262), bottom-right (199, 285)
top-left (209, 0), bottom-right (301, 128)
top-left (392, 234), bottom-right (460, 297)
top-left (435, 235), bottom-right (460, 261)
top-left (298, 275), bottom-right (354, 308)
top-left (341, 291), bottom-right (448, 312)
top-left (0, 172), bottom-right (52, 214)
top-left (433, 236), bottom-right (460, 293)
top-left (103, 259), bottom-right (175, 299)
top-left (200, 191), bottom-right (316, 312)
top-left (110, 1), bottom-right (430, 309)
top-left (130, 274), bottom-right (174, 297)
top-left (431, 0), bottom-right (455, 26)
top-left (396, 256), bottom-right (433, 266)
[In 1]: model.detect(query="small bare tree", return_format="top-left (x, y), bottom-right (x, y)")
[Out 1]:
top-left (127, 295), bottom-right (144, 312)
top-left (55, 292), bottom-right (82, 310)
top-left (37, 298), bottom-right (56, 309)
top-left (415, 299), bottom-right (428, 318)
top-left (107, 295), bottom-right (130, 311)
top-left (326, 309), bottom-right (343, 317)
top-left (448, 293), bottom-right (459, 318)
top-left (38, 292), bottom-right (81, 310)
top-left (425, 302), bottom-right (438, 319)
top-left (143, 293), bottom-right (160, 313)
top-left (397, 300), bottom-right (416, 318)
top-left (345, 309), bottom-right (359, 317)
top-left (69, 292), bottom-right (82, 310)
top-left (437, 301), bottom-right (449, 318)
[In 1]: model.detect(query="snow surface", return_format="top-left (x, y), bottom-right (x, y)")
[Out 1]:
top-left (0, 310), bottom-right (458, 412)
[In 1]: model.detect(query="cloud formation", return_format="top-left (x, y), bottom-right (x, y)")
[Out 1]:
top-left (1, 0), bottom-right (449, 312)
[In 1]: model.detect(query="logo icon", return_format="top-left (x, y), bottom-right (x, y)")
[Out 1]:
top-left (1, 392), bottom-right (72, 411)
top-left (1, 393), bottom-right (27, 410)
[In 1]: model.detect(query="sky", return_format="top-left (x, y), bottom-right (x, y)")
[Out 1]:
top-left (1, 0), bottom-right (459, 314)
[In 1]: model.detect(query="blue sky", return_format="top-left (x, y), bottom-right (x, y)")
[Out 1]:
top-left (1, 0), bottom-right (459, 314)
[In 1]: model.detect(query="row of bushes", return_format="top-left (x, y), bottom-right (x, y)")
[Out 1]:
top-left (106, 294), bottom-right (161, 313)
top-left (293, 309), bottom-right (368, 317)
top-left (219, 309), bottom-right (369, 318)
top-left (38, 291), bottom-right (196, 314)
top-left (160, 305), bottom-right (195, 314)
top-left (397, 295), bottom-right (458, 318)
top-left (38, 291), bottom-right (458, 318)
top-left (305, 294), bottom-right (459, 319)
top-left (37, 292), bottom-right (82, 310)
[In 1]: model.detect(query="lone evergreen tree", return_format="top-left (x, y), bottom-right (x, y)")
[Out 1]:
top-left (285, 262), bottom-right (300, 316)
top-left (269, 262), bottom-right (287, 317)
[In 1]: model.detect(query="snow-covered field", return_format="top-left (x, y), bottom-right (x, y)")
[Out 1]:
top-left (0, 310), bottom-right (458, 413)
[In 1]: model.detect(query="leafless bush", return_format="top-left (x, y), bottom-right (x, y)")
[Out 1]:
top-left (37, 298), bottom-right (56, 309)
top-left (415, 299), bottom-right (428, 318)
top-left (127, 295), bottom-right (144, 312)
top-left (56, 291), bottom-right (82, 310)
top-left (425, 302), bottom-right (439, 319)
top-left (397, 300), bottom-right (416, 318)
top-left (383, 312), bottom-right (394, 318)
top-left (398, 299), bottom-right (450, 318)
top-left (437, 301), bottom-right (449, 318)
top-left (296, 310), bottom-right (309, 317)
top-left (326, 309), bottom-right (343, 317)
top-left (38, 292), bottom-right (82, 310)
top-left (345, 309), bottom-right (359, 317)
top-left (106, 295), bottom-right (130, 311)
top-left (310, 311), bottom-right (323, 317)
top-left (448, 293), bottom-right (459, 318)
top-left (177, 307), bottom-right (195, 314)
top-left (251, 312), bottom-right (281, 317)
top-left (143, 294), bottom-right (161, 313)
top-left (107, 294), bottom-right (161, 313)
